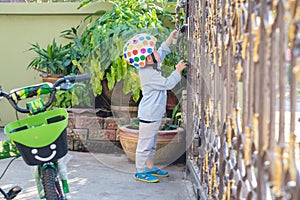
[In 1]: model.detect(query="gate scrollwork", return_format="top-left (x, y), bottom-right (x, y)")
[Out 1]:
top-left (185, 0), bottom-right (300, 199)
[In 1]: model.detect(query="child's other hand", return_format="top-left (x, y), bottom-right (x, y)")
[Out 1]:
top-left (175, 60), bottom-right (187, 74)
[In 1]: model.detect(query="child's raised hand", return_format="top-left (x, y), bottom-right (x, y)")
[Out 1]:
top-left (169, 30), bottom-right (178, 40)
top-left (166, 30), bottom-right (179, 46)
top-left (175, 60), bottom-right (187, 74)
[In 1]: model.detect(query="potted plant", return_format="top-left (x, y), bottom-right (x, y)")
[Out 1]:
top-left (27, 39), bottom-right (80, 83)
top-left (62, 0), bottom-right (177, 114)
top-left (118, 102), bottom-right (185, 164)
top-left (26, 37), bottom-right (93, 110)
top-left (118, 121), bottom-right (185, 164)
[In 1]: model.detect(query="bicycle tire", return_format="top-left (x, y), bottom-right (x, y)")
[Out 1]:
top-left (40, 166), bottom-right (64, 200)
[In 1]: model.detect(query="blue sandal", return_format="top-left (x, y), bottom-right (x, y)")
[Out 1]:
top-left (145, 167), bottom-right (169, 177)
top-left (135, 172), bottom-right (159, 183)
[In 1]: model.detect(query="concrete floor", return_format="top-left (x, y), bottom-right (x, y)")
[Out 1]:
top-left (0, 128), bottom-right (195, 200)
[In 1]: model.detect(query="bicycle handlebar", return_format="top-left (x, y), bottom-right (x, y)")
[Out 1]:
top-left (53, 73), bottom-right (91, 88)
top-left (0, 73), bottom-right (91, 113)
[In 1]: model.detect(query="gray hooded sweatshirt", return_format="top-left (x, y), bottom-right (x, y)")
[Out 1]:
top-left (138, 42), bottom-right (181, 121)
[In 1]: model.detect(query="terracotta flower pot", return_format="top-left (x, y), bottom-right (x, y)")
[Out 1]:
top-left (166, 90), bottom-right (179, 110)
top-left (110, 82), bottom-right (141, 118)
top-left (118, 125), bottom-right (185, 164)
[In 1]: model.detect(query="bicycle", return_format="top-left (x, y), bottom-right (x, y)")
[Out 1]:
top-left (0, 72), bottom-right (90, 200)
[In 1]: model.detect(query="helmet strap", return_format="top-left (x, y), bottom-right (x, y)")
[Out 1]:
top-left (144, 63), bottom-right (160, 72)
top-left (145, 63), bottom-right (161, 72)
top-left (144, 53), bottom-right (160, 71)
top-left (150, 53), bottom-right (158, 64)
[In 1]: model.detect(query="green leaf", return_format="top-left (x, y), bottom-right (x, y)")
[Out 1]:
top-left (115, 57), bottom-right (123, 82)
top-left (106, 71), bottom-right (115, 91)
top-left (77, 0), bottom-right (93, 9)
top-left (55, 0), bottom-right (177, 102)
top-left (123, 74), bottom-right (131, 95)
top-left (132, 87), bottom-right (140, 102)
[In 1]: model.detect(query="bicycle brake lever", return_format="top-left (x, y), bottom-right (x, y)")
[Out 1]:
top-left (58, 79), bottom-right (73, 90)
top-left (59, 82), bottom-right (86, 91)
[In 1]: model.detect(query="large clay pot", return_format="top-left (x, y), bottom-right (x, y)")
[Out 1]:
top-left (110, 82), bottom-right (141, 118)
top-left (118, 125), bottom-right (185, 164)
top-left (166, 90), bottom-right (179, 110)
top-left (110, 105), bottom-right (138, 118)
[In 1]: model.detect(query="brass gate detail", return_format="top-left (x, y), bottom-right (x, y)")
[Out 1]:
top-left (184, 0), bottom-right (300, 199)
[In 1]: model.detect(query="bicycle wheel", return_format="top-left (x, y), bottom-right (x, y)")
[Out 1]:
top-left (40, 166), bottom-right (64, 200)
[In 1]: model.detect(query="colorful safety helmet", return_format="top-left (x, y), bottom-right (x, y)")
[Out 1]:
top-left (123, 33), bottom-right (157, 68)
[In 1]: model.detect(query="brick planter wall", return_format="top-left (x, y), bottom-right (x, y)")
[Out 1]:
top-left (67, 110), bottom-right (125, 153)
top-left (67, 109), bottom-right (173, 153)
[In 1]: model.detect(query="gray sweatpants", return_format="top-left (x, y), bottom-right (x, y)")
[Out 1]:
top-left (135, 120), bottom-right (161, 172)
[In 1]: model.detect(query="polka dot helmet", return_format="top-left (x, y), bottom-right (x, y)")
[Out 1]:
top-left (123, 33), bottom-right (157, 68)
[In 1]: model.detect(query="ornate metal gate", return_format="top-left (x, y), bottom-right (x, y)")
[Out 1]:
top-left (182, 0), bottom-right (300, 199)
